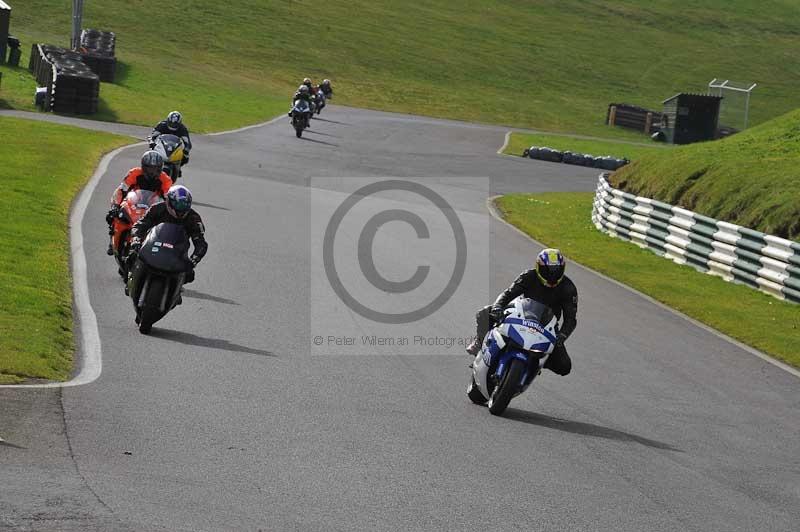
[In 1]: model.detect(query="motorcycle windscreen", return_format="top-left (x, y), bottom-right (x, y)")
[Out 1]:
top-left (517, 298), bottom-right (555, 325)
top-left (158, 134), bottom-right (184, 162)
top-left (139, 223), bottom-right (191, 273)
top-left (126, 189), bottom-right (162, 210)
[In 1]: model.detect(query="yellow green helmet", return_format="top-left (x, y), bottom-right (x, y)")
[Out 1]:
top-left (536, 248), bottom-right (566, 287)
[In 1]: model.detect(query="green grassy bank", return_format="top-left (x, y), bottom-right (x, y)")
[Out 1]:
top-left (612, 108), bottom-right (800, 240)
top-left (0, 118), bottom-right (129, 384)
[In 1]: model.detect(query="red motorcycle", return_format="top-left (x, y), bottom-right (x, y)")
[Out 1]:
top-left (110, 189), bottom-right (163, 278)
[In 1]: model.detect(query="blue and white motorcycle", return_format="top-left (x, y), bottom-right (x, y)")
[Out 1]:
top-left (291, 99), bottom-right (311, 138)
top-left (467, 297), bottom-right (558, 416)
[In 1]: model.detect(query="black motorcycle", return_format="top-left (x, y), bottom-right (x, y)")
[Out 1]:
top-left (127, 223), bottom-right (192, 334)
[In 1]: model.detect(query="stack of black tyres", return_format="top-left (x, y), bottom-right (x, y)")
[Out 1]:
top-left (79, 29), bottom-right (116, 82)
top-left (28, 44), bottom-right (56, 110)
top-left (28, 44), bottom-right (100, 114)
top-left (525, 146), bottom-right (629, 171)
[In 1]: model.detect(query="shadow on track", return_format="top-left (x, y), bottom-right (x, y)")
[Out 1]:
top-left (312, 117), bottom-right (349, 126)
top-left (305, 129), bottom-right (340, 138)
top-left (150, 329), bottom-right (275, 357)
top-left (182, 289), bottom-right (238, 305)
top-left (0, 439), bottom-right (26, 450)
top-left (300, 136), bottom-right (339, 147)
top-left (503, 409), bottom-right (682, 452)
top-left (193, 201), bottom-right (231, 211)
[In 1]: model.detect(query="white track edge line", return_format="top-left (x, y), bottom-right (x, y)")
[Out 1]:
top-left (486, 195), bottom-right (800, 380)
top-left (496, 131), bottom-right (511, 155)
top-left (206, 114), bottom-right (287, 136)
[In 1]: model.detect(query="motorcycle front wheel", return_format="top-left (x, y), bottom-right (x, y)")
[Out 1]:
top-left (138, 277), bottom-right (166, 334)
top-left (488, 358), bottom-right (526, 416)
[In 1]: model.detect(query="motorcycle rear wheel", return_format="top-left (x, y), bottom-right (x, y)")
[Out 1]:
top-left (488, 358), bottom-right (525, 416)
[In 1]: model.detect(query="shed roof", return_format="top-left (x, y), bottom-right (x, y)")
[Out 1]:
top-left (662, 92), bottom-right (723, 104)
top-left (0, 1), bottom-right (10, 11)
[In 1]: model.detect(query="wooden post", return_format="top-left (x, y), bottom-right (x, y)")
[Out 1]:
top-left (609, 106), bottom-right (617, 127)
top-left (644, 112), bottom-right (653, 134)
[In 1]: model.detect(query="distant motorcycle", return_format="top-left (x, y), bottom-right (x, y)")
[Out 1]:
top-left (110, 189), bottom-right (163, 279)
top-left (150, 134), bottom-right (187, 183)
top-left (127, 222), bottom-right (192, 334)
top-left (291, 99), bottom-right (311, 137)
top-left (314, 89), bottom-right (326, 115)
top-left (467, 297), bottom-right (558, 416)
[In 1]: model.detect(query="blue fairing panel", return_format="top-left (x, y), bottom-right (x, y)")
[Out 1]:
top-left (494, 348), bottom-right (530, 387)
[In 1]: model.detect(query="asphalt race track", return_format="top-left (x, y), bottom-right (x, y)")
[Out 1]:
top-left (1, 107), bottom-right (798, 531)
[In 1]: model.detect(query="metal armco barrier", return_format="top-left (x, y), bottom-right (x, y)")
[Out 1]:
top-left (591, 174), bottom-right (800, 303)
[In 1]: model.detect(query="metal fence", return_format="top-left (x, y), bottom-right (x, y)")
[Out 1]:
top-left (592, 174), bottom-right (800, 303)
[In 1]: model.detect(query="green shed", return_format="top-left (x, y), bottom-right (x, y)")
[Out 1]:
top-left (661, 93), bottom-right (722, 145)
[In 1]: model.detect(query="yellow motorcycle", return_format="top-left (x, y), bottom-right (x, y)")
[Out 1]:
top-left (150, 134), bottom-right (187, 183)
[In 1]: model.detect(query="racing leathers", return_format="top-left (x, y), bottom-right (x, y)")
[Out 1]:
top-left (110, 168), bottom-right (172, 208)
top-left (471, 269), bottom-right (578, 375)
top-left (129, 203), bottom-right (208, 284)
top-left (106, 168), bottom-right (172, 253)
top-left (289, 90), bottom-right (313, 122)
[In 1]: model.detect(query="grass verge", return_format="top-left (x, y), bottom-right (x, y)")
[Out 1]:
top-left (0, 117), bottom-right (130, 384)
top-left (3, 1), bottom-right (800, 134)
top-left (495, 193), bottom-right (800, 369)
top-left (612, 108), bottom-right (800, 240)
top-left (503, 132), bottom-right (669, 161)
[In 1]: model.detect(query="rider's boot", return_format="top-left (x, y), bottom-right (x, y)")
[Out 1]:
top-left (106, 225), bottom-right (115, 255)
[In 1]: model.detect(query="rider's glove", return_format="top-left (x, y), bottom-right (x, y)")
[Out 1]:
top-left (555, 333), bottom-right (567, 348)
top-left (489, 305), bottom-right (504, 324)
top-left (125, 241), bottom-right (140, 268)
top-left (106, 205), bottom-right (120, 225)
top-left (189, 255), bottom-right (201, 267)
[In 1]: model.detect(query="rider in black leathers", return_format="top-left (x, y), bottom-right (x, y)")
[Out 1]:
top-left (466, 248), bottom-right (578, 376)
top-left (128, 185), bottom-right (207, 298)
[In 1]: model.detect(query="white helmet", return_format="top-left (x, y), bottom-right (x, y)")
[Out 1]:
top-left (166, 111), bottom-right (182, 131)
